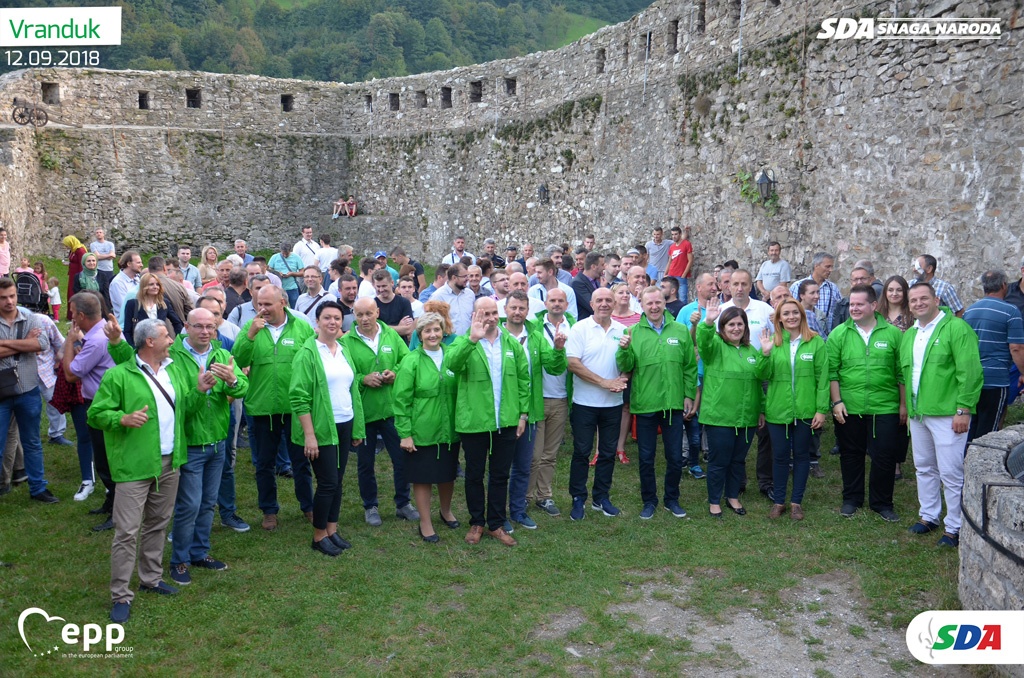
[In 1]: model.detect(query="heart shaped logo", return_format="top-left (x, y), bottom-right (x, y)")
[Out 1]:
top-left (18, 607), bottom-right (65, 656)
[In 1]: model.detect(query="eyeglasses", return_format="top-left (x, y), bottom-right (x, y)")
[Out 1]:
top-left (190, 324), bottom-right (217, 332)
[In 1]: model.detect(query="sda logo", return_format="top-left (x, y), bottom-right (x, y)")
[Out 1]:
top-left (746, 356), bottom-right (757, 364)
top-left (906, 611), bottom-right (1024, 664)
top-left (874, 341), bottom-right (888, 349)
top-left (800, 353), bottom-right (814, 361)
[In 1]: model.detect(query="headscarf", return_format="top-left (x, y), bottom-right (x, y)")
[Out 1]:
top-left (63, 235), bottom-right (85, 252)
top-left (78, 254), bottom-right (100, 291)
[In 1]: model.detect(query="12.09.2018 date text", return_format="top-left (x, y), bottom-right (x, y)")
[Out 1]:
top-left (5, 50), bottom-right (100, 67)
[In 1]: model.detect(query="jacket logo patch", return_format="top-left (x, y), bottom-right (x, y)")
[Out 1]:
top-left (281, 338), bottom-right (294, 346)
top-left (800, 353), bottom-right (814, 361)
top-left (666, 337), bottom-right (679, 345)
top-left (874, 341), bottom-right (888, 349)
top-left (747, 356), bottom-right (757, 364)
top-left (505, 350), bottom-right (514, 358)
top-left (446, 369), bottom-right (455, 377)
top-left (382, 345), bottom-right (393, 353)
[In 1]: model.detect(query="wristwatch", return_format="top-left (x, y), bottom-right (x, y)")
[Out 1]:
top-left (955, 409), bottom-right (967, 416)
top-left (831, 399), bottom-right (844, 408)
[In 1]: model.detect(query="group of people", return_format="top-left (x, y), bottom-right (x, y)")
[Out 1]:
top-left (2, 225), bottom-right (1021, 628)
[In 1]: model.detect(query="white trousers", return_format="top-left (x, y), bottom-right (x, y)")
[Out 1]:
top-left (909, 416), bottom-right (967, 534)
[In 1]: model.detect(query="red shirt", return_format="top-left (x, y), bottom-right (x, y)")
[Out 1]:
top-left (667, 240), bottom-right (693, 278)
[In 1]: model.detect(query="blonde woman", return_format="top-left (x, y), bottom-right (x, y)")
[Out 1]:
top-left (198, 245), bottom-right (220, 284)
top-left (122, 273), bottom-right (183, 347)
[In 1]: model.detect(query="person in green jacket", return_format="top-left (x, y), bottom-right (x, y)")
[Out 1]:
top-left (616, 286), bottom-right (697, 520)
top-left (447, 297), bottom-right (530, 547)
top-left (902, 283), bottom-right (983, 547)
top-left (757, 299), bottom-right (829, 521)
top-left (290, 301), bottom-right (366, 557)
top-left (88, 319), bottom-right (206, 622)
top-left (394, 312), bottom-right (461, 542)
top-left (827, 285), bottom-right (906, 523)
top-left (697, 298), bottom-right (765, 518)
top-left (502, 291), bottom-right (567, 531)
top-left (339, 297), bottom-right (418, 527)
top-left (232, 285), bottom-right (316, 532)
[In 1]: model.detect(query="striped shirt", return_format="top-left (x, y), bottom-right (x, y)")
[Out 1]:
top-left (909, 277), bottom-right (964, 314)
top-left (789, 278), bottom-right (841, 337)
top-left (963, 297), bottom-right (1024, 388)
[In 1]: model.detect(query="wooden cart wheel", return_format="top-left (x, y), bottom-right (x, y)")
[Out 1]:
top-left (31, 108), bottom-right (48, 127)
top-left (12, 107), bottom-right (31, 125)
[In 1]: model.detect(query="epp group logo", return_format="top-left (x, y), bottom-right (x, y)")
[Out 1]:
top-left (18, 607), bottom-right (129, 658)
top-left (906, 611), bottom-right (1024, 664)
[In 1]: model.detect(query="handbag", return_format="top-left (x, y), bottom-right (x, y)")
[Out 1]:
top-left (51, 368), bottom-right (84, 414)
top-left (0, 321), bottom-right (24, 400)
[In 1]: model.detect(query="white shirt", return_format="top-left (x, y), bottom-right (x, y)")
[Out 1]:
top-left (441, 250), bottom-right (475, 266)
top-left (137, 356), bottom-right (176, 456)
top-left (293, 238), bottom-right (321, 268)
top-left (854, 321), bottom-right (874, 346)
top-left (266, 316), bottom-right (288, 344)
top-left (295, 289), bottom-right (330, 327)
top-left (410, 299), bottom-right (424, 319)
top-left (479, 334), bottom-right (504, 428)
top-left (355, 326), bottom-right (381, 355)
top-left (424, 347), bottom-right (443, 371)
top-left (541, 316), bottom-right (570, 398)
top-left (316, 247), bottom-right (339, 272)
top-left (506, 325), bottom-right (531, 372)
top-left (912, 311), bottom-right (945, 397)
top-left (629, 294), bottom-right (643, 314)
top-left (357, 279), bottom-right (376, 299)
top-left (718, 298), bottom-right (775, 350)
top-left (566, 316), bottom-right (626, 407)
top-left (218, 320), bottom-right (240, 341)
top-left (528, 282), bottom-right (579, 319)
top-left (318, 340), bottom-right (354, 423)
top-left (110, 271), bottom-right (139, 324)
top-left (431, 283), bottom-right (475, 335)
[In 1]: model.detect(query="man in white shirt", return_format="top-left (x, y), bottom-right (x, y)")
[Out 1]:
top-left (528, 245), bottom-right (573, 287)
top-left (755, 242), bottom-right (792, 299)
top-left (315, 235), bottom-right (339, 287)
top-left (295, 267), bottom-right (331, 327)
top-left (396, 277), bottom-right (424, 318)
top-left (430, 263), bottom-right (476, 335)
top-left (440, 235), bottom-right (475, 266)
top-left (626, 266), bottom-right (647, 314)
top-left (566, 287), bottom-right (628, 521)
top-left (357, 258), bottom-right (377, 299)
top-left (109, 250), bottom-right (143, 325)
top-left (293, 226), bottom-right (321, 269)
top-left (529, 258), bottom-right (578, 319)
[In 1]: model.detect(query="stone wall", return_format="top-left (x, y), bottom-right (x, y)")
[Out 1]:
top-left (0, 126), bottom-right (42, 261)
top-left (0, 0), bottom-right (1021, 293)
top-left (959, 425), bottom-right (1024, 678)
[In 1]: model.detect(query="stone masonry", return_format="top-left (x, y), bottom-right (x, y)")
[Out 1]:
top-left (0, 0), bottom-right (1020, 298)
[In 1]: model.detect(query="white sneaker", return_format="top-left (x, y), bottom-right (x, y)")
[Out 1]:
top-left (74, 481), bottom-right (95, 502)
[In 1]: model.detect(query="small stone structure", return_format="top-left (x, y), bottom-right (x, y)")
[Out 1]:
top-left (959, 425), bottom-right (1024, 678)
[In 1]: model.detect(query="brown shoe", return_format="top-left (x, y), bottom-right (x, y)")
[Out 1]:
top-left (487, 527), bottom-right (517, 547)
top-left (790, 504), bottom-right (804, 521)
top-left (304, 511), bottom-right (313, 523)
top-left (262, 514), bottom-right (278, 531)
top-left (768, 504), bottom-right (786, 519)
top-left (465, 525), bottom-right (484, 545)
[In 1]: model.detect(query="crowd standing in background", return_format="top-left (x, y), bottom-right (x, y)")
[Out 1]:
top-left (2, 226), bottom-right (1022, 626)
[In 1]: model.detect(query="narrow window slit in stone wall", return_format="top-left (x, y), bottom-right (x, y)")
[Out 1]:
top-left (389, 93), bottom-right (400, 111)
top-left (623, 39), bottom-right (629, 67)
top-left (668, 20), bottom-right (678, 54)
top-left (441, 87), bottom-right (452, 109)
top-left (504, 78), bottom-right (517, 96)
top-left (281, 94), bottom-right (294, 112)
top-left (186, 88), bottom-right (201, 109)
top-left (769, 0), bottom-right (780, 5)
top-left (416, 91), bottom-right (427, 108)
top-left (470, 81), bottom-right (483, 103)
top-left (41, 82), bottom-right (59, 105)
top-left (596, 48), bottom-right (606, 74)
top-left (696, 0), bottom-right (706, 33)
top-left (138, 91), bottom-right (150, 110)
top-left (645, 32), bottom-right (653, 59)
top-left (731, 0), bottom-right (742, 26)
top-left (364, 95), bottom-right (373, 113)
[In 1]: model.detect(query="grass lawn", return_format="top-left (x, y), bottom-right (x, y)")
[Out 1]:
top-left (555, 13), bottom-right (610, 48)
top-left (2, 250), bottom-right (986, 673)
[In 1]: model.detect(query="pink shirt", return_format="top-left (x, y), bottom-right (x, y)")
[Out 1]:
top-left (0, 242), bottom-right (10, 276)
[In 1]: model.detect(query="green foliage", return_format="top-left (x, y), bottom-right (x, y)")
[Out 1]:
top-left (39, 150), bottom-right (60, 171)
top-left (735, 168), bottom-right (780, 218)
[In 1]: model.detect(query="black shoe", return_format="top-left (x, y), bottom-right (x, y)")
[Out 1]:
top-left (709, 508), bottom-right (724, 519)
top-left (328, 533), bottom-right (352, 551)
top-left (758, 486), bottom-right (773, 500)
top-left (11, 468), bottom-right (27, 485)
top-left (727, 502), bottom-right (747, 516)
top-left (312, 536), bottom-right (341, 557)
top-left (439, 511), bottom-right (460, 529)
top-left (89, 503), bottom-right (113, 515)
top-left (30, 489), bottom-right (59, 504)
top-left (277, 468), bottom-right (294, 479)
top-left (92, 518), bottom-right (114, 531)
top-left (110, 601), bottom-right (130, 623)
top-left (140, 581), bottom-right (178, 595)
top-left (419, 527), bottom-right (440, 543)
top-left (840, 502), bottom-right (858, 518)
top-left (830, 445), bottom-right (840, 456)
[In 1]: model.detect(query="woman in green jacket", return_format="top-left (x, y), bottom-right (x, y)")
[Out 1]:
top-left (290, 301), bottom-right (365, 557)
top-left (394, 312), bottom-right (460, 542)
top-left (697, 298), bottom-right (765, 518)
top-left (758, 299), bottom-right (829, 520)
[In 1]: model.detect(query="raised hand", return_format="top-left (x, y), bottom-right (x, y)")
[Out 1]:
top-left (468, 310), bottom-right (487, 342)
top-left (66, 322), bottom-right (84, 344)
top-left (198, 370), bottom-right (218, 391)
top-left (760, 327), bottom-right (772, 356)
top-left (103, 313), bottom-right (122, 344)
top-left (553, 331), bottom-right (568, 350)
top-left (247, 315), bottom-right (266, 340)
top-left (618, 332), bottom-right (632, 349)
top-left (207, 356), bottom-right (236, 382)
top-left (704, 297), bottom-right (721, 324)
top-left (120, 405), bottom-right (149, 428)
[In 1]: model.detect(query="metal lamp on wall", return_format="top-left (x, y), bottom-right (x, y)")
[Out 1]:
top-left (538, 183), bottom-right (549, 205)
top-left (755, 168), bottom-right (776, 203)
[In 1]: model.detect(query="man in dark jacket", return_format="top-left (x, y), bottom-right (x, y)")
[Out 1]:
top-left (570, 251), bottom-right (604, 321)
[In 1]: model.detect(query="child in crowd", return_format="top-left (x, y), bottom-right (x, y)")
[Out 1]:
top-left (33, 261), bottom-right (49, 290)
top-left (14, 257), bottom-right (32, 274)
top-left (47, 276), bottom-right (61, 320)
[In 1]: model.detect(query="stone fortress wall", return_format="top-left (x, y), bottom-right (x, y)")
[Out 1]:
top-left (0, 0), bottom-right (1020, 295)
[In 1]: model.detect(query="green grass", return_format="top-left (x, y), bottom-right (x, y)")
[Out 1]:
top-left (555, 13), bottom-right (610, 48)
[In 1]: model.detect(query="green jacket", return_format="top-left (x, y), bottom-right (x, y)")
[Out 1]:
top-left (826, 313), bottom-right (903, 415)
top-left (288, 336), bottom-right (366, 446)
top-left (757, 331), bottom-right (830, 424)
top-left (499, 318), bottom-right (567, 423)
top-left (446, 332), bottom-right (531, 433)
top-left (393, 346), bottom-right (459, 445)
top-left (695, 322), bottom-right (765, 428)
top-left (615, 314), bottom-right (698, 414)
top-left (232, 310), bottom-right (315, 416)
top-left (899, 310), bottom-right (983, 417)
top-left (110, 336), bottom-right (249, 446)
top-left (339, 321), bottom-right (410, 423)
top-left (87, 353), bottom-right (203, 483)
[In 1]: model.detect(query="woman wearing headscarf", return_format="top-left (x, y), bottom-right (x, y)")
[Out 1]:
top-left (73, 253), bottom-right (102, 294)
top-left (63, 235), bottom-right (88, 318)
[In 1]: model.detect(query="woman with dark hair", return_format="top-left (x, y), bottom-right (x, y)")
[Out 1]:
top-left (394, 312), bottom-right (460, 542)
top-left (758, 299), bottom-right (829, 520)
top-left (290, 300), bottom-right (365, 557)
top-left (878, 275), bottom-right (912, 332)
top-left (122, 273), bottom-right (184, 346)
top-left (697, 298), bottom-right (765, 518)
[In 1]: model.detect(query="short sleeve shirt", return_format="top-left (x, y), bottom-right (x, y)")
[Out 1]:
top-left (90, 240), bottom-right (115, 272)
top-left (566, 316), bottom-right (626, 407)
top-left (963, 298), bottom-right (1024, 388)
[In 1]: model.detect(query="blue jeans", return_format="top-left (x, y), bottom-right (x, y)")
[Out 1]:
top-left (68, 402), bottom-right (94, 483)
top-left (767, 421), bottom-right (812, 505)
top-left (0, 387), bottom-right (46, 495)
top-left (683, 413), bottom-right (702, 467)
top-left (285, 288), bottom-right (299, 308)
top-left (636, 410), bottom-right (685, 506)
top-left (355, 417), bottom-right (411, 509)
top-left (704, 425), bottom-right (754, 505)
top-left (507, 423), bottom-right (536, 519)
top-left (252, 414), bottom-right (312, 515)
top-left (246, 409), bottom-right (291, 472)
top-left (675, 277), bottom-right (690, 305)
top-left (172, 441), bottom-right (226, 566)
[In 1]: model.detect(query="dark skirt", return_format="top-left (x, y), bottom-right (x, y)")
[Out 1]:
top-left (405, 442), bottom-right (458, 485)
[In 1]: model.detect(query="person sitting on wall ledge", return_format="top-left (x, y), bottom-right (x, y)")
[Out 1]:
top-left (333, 196), bottom-right (357, 219)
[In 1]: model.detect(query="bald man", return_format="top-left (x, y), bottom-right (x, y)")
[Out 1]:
top-left (769, 284), bottom-right (792, 308)
top-left (626, 266), bottom-right (647, 313)
top-left (499, 272), bottom-right (546, 319)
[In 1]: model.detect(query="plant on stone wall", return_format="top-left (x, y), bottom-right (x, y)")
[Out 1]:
top-left (735, 169), bottom-right (779, 218)
top-left (39, 150), bottom-right (60, 171)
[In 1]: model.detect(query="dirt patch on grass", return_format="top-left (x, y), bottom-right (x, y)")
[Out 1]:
top-left (532, 607), bottom-right (587, 640)
top-left (608, 571), bottom-right (969, 677)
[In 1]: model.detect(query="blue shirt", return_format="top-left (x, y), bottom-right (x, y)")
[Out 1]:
top-left (679, 300), bottom-right (705, 380)
top-left (419, 284), bottom-right (437, 303)
top-left (963, 297), bottom-right (1024, 388)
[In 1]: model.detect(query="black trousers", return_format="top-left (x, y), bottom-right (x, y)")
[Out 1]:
top-left (967, 387), bottom-right (1008, 444)
top-left (568, 404), bottom-right (620, 503)
top-left (462, 427), bottom-right (517, 531)
top-left (310, 420), bottom-right (353, 530)
top-left (84, 399), bottom-right (115, 509)
top-left (836, 413), bottom-right (900, 512)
